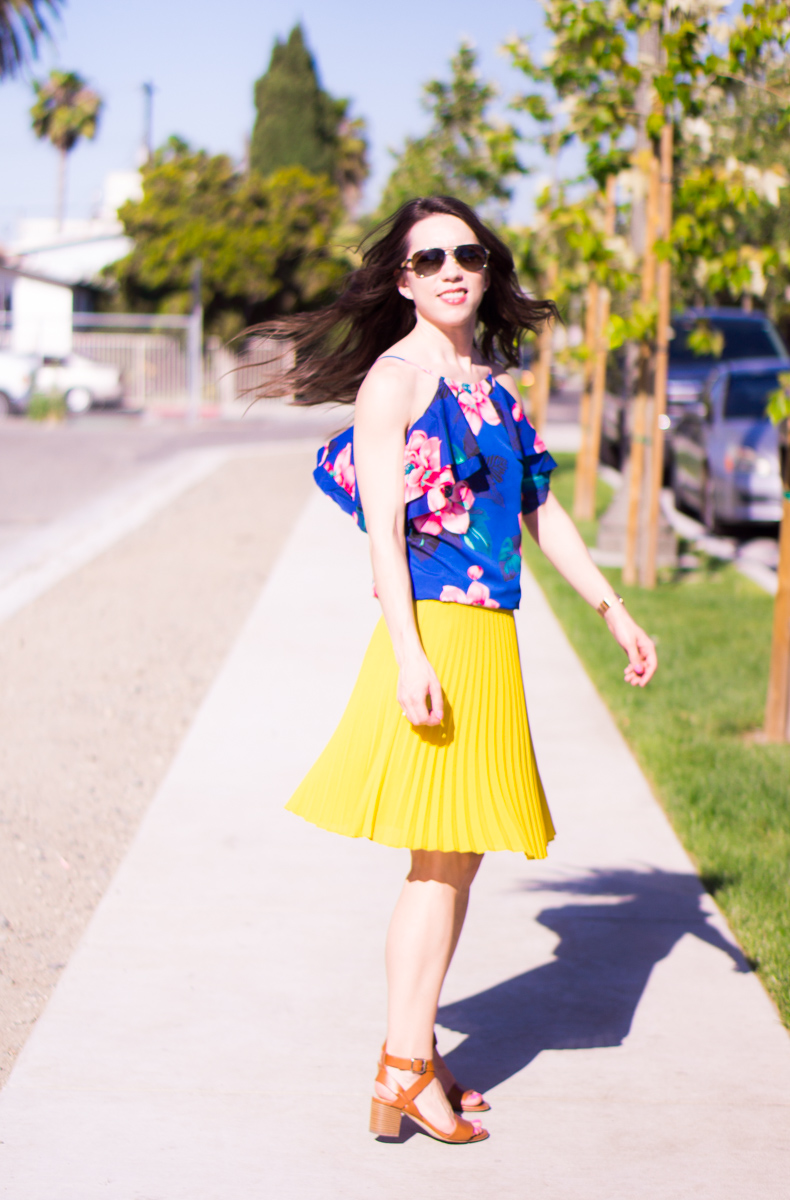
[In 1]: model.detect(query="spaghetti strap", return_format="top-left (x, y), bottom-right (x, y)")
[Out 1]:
top-left (376, 354), bottom-right (439, 378)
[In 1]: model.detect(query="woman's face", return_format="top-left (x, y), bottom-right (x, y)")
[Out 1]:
top-left (397, 214), bottom-right (488, 330)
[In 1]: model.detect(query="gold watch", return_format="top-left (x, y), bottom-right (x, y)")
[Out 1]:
top-left (597, 593), bottom-right (624, 617)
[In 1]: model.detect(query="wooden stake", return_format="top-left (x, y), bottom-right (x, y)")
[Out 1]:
top-left (765, 437), bottom-right (790, 741)
top-left (573, 278), bottom-right (600, 518)
top-left (576, 175), bottom-right (617, 522)
top-left (641, 121), bottom-right (673, 588)
top-left (531, 258), bottom-right (558, 432)
top-left (624, 154), bottom-right (660, 585)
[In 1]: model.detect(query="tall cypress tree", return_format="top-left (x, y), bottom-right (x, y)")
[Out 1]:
top-left (250, 24), bottom-right (341, 179)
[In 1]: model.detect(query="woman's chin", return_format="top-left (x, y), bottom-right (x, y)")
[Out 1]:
top-left (420, 301), bottom-right (479, 328)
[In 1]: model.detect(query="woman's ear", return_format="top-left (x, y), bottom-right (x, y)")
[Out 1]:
top-left (397, 274), bottom-right (415, 302)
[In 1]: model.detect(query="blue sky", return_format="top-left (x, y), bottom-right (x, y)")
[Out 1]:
top-left (0, 0), bottom-right (559, 241)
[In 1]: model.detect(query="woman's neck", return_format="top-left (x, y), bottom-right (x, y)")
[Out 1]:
top-left (404, 314), bottom-right (485, 377)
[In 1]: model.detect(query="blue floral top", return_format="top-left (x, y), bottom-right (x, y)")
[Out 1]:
top-left (314, 367), bottom-right (557, 610)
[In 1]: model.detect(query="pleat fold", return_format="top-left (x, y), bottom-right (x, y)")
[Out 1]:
top-left (285, 601), bottom-right (555, 857)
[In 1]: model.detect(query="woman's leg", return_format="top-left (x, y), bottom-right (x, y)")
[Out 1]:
top-left (375, 850), bottom-right (482, 1133)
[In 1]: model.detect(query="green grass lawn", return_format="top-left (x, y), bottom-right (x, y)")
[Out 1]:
top-left (525, 452), bottom-right (790, 1025)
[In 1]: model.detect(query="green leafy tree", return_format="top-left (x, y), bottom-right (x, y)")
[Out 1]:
top-left (380, 42), bottom-right (524, 214)
top-left (507, 0), bottom-right (639, 188)
top-left (0, 0), bottom-right (61, 80)
top-left (30, 68), bottom-right (102, 227)
top-left (250, 23), bottom-right (368, 210)
top-left (107, 137), bottom-right (348, 340)
top-left (666, 4), bottom-right (790, 327)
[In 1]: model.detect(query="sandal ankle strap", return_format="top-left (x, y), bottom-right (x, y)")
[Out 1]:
top-left (381, 1051), bottom-right (434, 1075)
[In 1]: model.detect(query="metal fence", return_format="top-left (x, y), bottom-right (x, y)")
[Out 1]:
top-left (1, 317), bottom-right (294, 411)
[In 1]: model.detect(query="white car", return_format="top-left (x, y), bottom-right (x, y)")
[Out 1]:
top-left (0, 350), bottom-right (37, 414)
top-left (35, 353), bottom-right (124, 414)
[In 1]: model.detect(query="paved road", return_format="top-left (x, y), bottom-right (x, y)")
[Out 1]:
top-left (0, 488), bottom-right (787, 1198)
top-left (0, 407), bottom-right (341, 551)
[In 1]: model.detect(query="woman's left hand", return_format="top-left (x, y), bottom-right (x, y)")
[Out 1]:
top-left (604, 605), bottom-right (658, 687)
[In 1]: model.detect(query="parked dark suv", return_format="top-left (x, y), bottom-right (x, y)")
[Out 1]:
top-left (601, 307), bottom-right (788, 466)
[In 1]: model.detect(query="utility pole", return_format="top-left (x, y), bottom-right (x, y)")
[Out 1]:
top-left (187, 260), bottom-right (203, 424)
top-left (141, 81), bottom-right (154, 164)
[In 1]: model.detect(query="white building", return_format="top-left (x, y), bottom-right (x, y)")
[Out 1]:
top-left (4, 171), bottom-right (141, 357)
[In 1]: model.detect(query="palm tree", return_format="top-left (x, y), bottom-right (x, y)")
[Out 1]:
top-left (0, 0), bottom-right (62, 80)
top-left (30, 68), bottom-right (103, 228)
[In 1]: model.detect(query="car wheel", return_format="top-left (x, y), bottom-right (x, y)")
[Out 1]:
top-left (0, 391), bottom-right (12, 417)
top-left (65, 386), bottom-right (92, 415)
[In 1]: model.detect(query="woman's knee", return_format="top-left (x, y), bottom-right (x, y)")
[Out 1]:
top-left (407, 850), bottom-right (483, 889)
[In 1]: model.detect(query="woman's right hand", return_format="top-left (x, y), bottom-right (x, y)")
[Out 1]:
top-left (397, 653), bottom-right (444, 726)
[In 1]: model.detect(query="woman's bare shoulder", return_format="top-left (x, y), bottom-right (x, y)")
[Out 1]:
top-left (493, 368), bottom-right (521, 403)
top-left (355, 355), bottom-right (419, 432)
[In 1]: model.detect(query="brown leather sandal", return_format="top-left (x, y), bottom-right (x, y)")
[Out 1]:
top-left (370, 1052), bottom-right (489, 1144)
top-left (433, 1034), bottom-right (491, 1114)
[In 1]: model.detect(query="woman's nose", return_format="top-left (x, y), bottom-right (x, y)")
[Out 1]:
top-left (441, 252), bottom-right (463, 278)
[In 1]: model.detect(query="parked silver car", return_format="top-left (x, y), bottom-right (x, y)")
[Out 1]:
top-left (672, 358), bottom-right (787, 530)
top-left (602, 307), bottom-right (788, 468)
top-left (35, 353), bottom-right (124, 413)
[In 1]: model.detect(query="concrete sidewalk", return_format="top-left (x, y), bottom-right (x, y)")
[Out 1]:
top-left (1, 490), bottom-right (788, 1199)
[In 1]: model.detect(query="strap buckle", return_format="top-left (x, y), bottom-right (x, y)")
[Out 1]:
top-left (410, 1057), bottom-right (428, 1075)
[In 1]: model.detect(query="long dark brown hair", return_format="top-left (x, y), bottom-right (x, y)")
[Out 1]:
top-left (245, 195), bottom-right (558, 406)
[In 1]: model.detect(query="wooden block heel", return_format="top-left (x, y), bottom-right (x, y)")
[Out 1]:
top-left (370, 1098), bottom-right (402, 1136)
top-left (371, 1051), bottom-right (489, 1144)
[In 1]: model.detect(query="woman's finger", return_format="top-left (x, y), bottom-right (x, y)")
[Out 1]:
top-left (427, 676), bottom-right (444, 725)
top-left (404, 696), bottom-right (428, 725)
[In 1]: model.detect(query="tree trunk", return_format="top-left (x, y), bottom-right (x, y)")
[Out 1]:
top-left (640, 120), bottom-right (673, 588)
top-left (530, 258), bottom-right (558, 433)
top-left (573, 279), bottom-right (600, 519)
top-left (624, 153), bottom-right (660, 585)
top-left (57, 147), bottom-right (67, 231)
top-left (575, 174), bottom-right (617, 522)
top-left (765, 432), bottom-right (790, 741)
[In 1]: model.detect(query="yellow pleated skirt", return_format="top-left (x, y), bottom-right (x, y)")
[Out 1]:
top-left (286, 600), bottom-right (555, 856)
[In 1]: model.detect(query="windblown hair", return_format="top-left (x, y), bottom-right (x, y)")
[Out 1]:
top-left (245, 195), bottom-right (558, 406)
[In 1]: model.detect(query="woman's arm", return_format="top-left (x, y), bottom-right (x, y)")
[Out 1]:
top-left (495, 370), bottom-right (657, 688)
top-left (523, 494), bottom-right (657, 686)
top-left (354, 364), bottom-right (444, 725)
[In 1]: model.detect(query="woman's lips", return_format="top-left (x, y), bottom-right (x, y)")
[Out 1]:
top-left (439, 289), bottom-right (468, 305)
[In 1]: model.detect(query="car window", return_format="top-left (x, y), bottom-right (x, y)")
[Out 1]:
top-left (670, 319), bottom-right (785, 364)
top-left (724, 371), bottom-right (781, 419)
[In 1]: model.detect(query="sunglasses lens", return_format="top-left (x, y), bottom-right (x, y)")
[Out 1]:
top-left (411, 248), bottom-right (445, 277)
top-left (456, 245), bottom-right (488, 271)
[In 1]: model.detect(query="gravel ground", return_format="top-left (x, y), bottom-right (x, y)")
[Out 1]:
top-left (0, 448), bottom-right (315, 1086)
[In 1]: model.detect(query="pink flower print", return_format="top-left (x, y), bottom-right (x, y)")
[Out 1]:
top-left (328, 442), bottom-right (356, 498)
top-left (438, 584), bottom-right (470, 604)
top-left (533, 430), bottom-right (547, 454)
top-left (413, 481), bottom-right (474, 536)
top-left (403, 430), bottom-right (450, 503)
top-left (440, 564), bottom-right (500, 608)
top-left (446, 378), bottom-right (500, 435)
top-left (512, 402), bottom-right (523, 422)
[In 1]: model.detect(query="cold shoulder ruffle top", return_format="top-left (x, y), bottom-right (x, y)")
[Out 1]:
top-left (314, 364), bottom-right (557, 611)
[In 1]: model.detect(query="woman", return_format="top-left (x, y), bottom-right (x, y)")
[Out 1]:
top-left (256, 196), bottom-right (657, 1146)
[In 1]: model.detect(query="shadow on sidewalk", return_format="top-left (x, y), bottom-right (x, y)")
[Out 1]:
top-left (435, 868), bottom-right (749, 1101)
top-left (378, 868), bottom-right (748, 1143)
